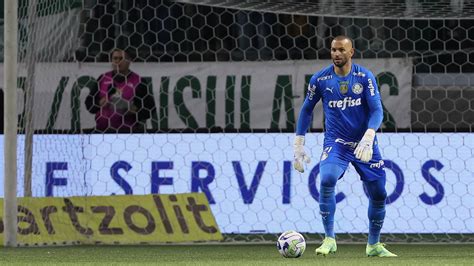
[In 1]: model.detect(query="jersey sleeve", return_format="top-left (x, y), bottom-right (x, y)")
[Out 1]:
top-left (295, 75), bottom-right (322, 135)
top-left (364, 71), bottom-right (384, 131)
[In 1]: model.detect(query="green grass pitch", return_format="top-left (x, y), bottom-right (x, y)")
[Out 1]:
top-left (1, 244), bottom-right (473, 265)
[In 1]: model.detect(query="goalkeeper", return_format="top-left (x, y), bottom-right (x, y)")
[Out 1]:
top-left (294, 35), bottom-right (396, 257)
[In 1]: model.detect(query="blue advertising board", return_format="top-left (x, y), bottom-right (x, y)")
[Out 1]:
top-left (1, 133), bottom-right (473, 233)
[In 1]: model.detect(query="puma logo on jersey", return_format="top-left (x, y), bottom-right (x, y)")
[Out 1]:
top-left (328, 97), bottom-right (361, 110)
top-left (325, 87), bottom-right (333, 93)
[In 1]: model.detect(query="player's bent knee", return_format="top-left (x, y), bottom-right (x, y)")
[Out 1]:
top-left (320, 163), bottom-right (344, 187)
top-left (320, 176), bottom-right (337, 188)
top-left (320, 168), bottom-right (340, 187)
top-left (368, 187), bottom-right (387, 202)
top-left (370, 191), bottom-right (387, 202)
top-left (364, 179), bottom-right (387, 201)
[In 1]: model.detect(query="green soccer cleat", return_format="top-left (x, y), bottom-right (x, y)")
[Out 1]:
top-left (315, 237), bottom-right (337, 256)
top-left (366, 242), bottom-right (397, 257)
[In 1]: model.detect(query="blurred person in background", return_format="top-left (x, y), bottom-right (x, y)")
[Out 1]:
top-left (85, 48), bottom-right (155, 133)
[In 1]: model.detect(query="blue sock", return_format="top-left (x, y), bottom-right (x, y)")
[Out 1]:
top-left (319, 185), bottom-right (336, 238)
top-left (368, 199), bottom-right (386, 245)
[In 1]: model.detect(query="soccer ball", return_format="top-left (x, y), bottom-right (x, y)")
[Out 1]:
top-left (276, 230), bottom-right (306, 258)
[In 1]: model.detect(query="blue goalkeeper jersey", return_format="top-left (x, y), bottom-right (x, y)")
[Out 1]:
top-left (296, 63), bottom-right (383, 142)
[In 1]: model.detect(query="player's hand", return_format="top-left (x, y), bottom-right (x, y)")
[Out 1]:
top-left (354, 128), bottom-right (376, 162)
top-left (293, 135), bottom-right (311, 173)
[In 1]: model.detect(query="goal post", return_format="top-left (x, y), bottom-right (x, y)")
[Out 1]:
top-left (3, 0), bottom-right (18, 247)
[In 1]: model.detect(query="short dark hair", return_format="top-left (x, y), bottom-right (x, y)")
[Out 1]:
top-left (333, 35), bottom-right (353, 47)
top-left (110, 48), bottom-right (135, 61)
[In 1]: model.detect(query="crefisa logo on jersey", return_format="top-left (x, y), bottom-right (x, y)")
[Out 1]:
top-left (328, 97), bottom-right (362, 110)
top-left (339, 81), bottom-right (349, 94)
top-left (352, 83), bottom-right (363, 94)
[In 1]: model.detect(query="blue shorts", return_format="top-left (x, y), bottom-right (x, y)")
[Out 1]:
top-left (319, 138), bottom-right (386, 182)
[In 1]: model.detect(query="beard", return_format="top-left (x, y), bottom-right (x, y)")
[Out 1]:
top-left (333, 58), bottom-right (347, 68)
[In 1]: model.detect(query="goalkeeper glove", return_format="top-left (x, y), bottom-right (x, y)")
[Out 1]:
top-left (293, 135), bottom-right (311, 173)
top-left (354, 128), bottom-right (376, 163)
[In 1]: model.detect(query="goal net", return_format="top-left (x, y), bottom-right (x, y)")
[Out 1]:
top-left (1, 0), bottom-right (473, 245)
